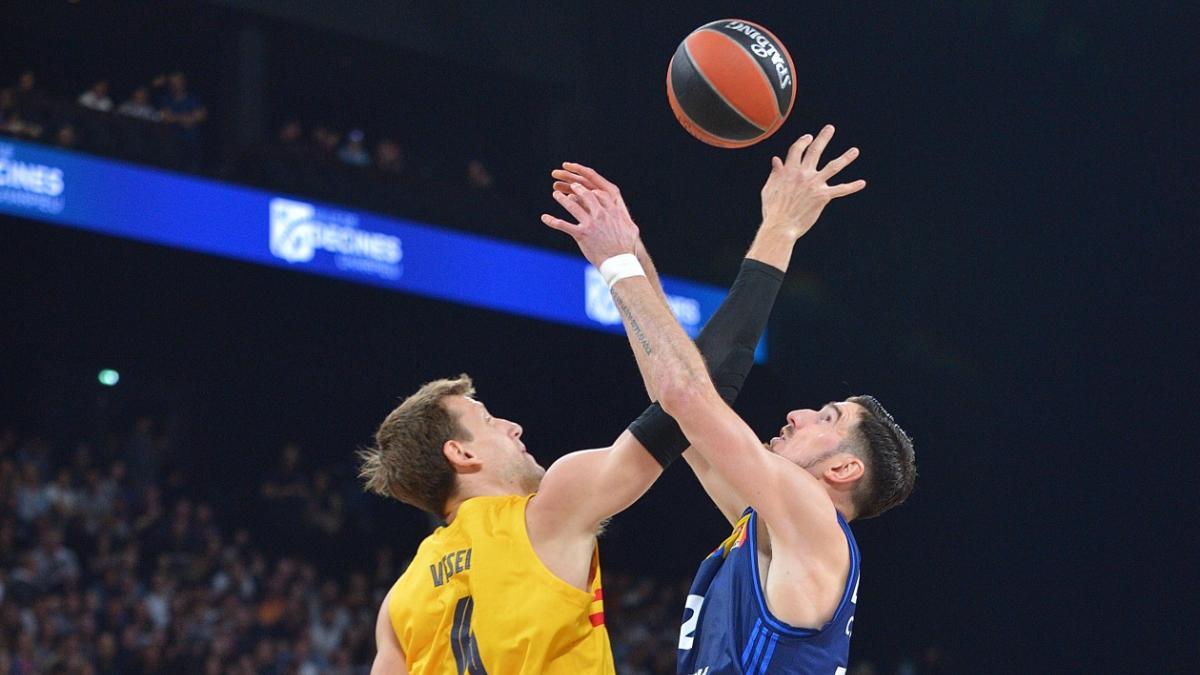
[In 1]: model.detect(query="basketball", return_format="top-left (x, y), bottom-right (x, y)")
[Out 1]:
top-left (667, 19), bottom-right (796, 148)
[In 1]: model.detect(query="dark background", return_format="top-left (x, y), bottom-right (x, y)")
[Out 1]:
top-left (3, 1), bottom-right (1195, 671)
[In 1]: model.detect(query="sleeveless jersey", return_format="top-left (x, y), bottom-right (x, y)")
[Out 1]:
top-left (387, 494), bottom-right (614, 674)
top-left (676, 508), bottom-right (860, 675)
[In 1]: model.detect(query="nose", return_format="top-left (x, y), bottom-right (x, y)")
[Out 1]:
top-left (786, 409), bottom-right (818, 429)
top-left (508, 420), bottom-right (523, 438)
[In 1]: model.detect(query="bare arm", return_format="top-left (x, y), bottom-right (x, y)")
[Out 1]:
top-left (547, 194), bottom-right (822, 542)
top-left (663, 385), bottom-right (846, 556)
top-left (550, 166), bottom-right (763, 525)
top-left (553, 164), bottom-right (668, 401)
top-left (659, 126), bottom-right (865, 550)
top-left (524, 186), bottom-right (701, 589)
top-left (371, 589), bottom-right (408, 675)
top-left (531, 183), bottom-right (710, 539)
top-left (548, 129), bottom-right (864, 526)
top-left (530, 431), bottom-right (662, 535)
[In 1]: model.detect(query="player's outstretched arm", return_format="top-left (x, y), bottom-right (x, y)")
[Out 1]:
top-left (540, 180), bottom-right (829, 550)
top-left (371, 588), bottom-right (408, 675)
top-left (531, 183), bottom-right (709, 541)
top-left (549, 127), bottom-right (865, 525)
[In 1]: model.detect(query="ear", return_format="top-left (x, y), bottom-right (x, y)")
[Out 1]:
top-left (823, 453), bottom-right (864, 487)
top-left (443, 439), bottom-right (483, 474)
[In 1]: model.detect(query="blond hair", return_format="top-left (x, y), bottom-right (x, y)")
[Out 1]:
top-left (358, 374), bottom-right (475, 516)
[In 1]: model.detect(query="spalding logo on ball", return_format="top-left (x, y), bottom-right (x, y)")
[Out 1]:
top-left (667, 19), bottom-right (796, 148)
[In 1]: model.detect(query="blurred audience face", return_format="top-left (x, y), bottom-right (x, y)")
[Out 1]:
top-left (279, 120), bottom-right (303, 144)
top-left (168, 71), bottom-right (188, 95)
top-left (467, 159), bottom-right (494, 189)
top-left (376, 139), bottom-right (404, 172)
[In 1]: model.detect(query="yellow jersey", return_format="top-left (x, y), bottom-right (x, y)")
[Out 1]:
top-left (387, 494), bottom-right (614, 674)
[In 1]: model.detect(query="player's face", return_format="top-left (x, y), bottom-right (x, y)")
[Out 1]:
top-left (766, 400), bottom-right (864, 472)
top-left (446, 396), bottom-right (545, 493)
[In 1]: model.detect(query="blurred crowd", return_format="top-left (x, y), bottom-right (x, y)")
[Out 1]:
top-left (0, 420), bottom-right (946, 674)
top-left (1, 68), bottom-right (506, 228)
top-left (0, 423), bottom-right (696, 674)
top-left (1, 70), bottom-right (207, 171)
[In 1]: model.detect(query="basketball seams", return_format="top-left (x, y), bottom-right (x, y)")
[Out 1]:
top-left (668, 45), bottom-right (762, 146)
top-left (666, 58), bottom-right (751, 148)
top-left (682, 38), bottom-right (769, 134)
top-left (696, 28), bottom-right (778, 126)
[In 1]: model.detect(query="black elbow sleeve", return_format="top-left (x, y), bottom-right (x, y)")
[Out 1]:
top-left (628, 258), bottom-right (783, 468)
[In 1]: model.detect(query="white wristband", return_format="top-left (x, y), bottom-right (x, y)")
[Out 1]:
top-left (598, 253), bottom-right (646, 289)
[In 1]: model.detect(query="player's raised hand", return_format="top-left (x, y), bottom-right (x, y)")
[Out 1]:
top-left (542, 180), bottom-right (639, 268)
top-left (551, 162), bottom-right (638, 231)
top-left (760, 125), bottom-right (866, 241)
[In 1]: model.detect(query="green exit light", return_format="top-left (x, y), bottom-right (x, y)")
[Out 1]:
top-left (98, 369), bottom-right (120, 386)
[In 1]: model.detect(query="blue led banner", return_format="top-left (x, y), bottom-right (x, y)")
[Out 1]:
top-left (0, 139), bottom-right (764, 360)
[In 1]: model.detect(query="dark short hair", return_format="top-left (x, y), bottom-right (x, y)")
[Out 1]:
top-left (845, 395), bottom-right (916, 519)
top-left (358, 375), bottom-right (475, 516)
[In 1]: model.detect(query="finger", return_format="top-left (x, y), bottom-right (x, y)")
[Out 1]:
top-left (551, 169), bottom-right (592, 190)
top-left (592, 188), bottom-right (613, 208)
top-left (802, 124), bottom-right (835, 170)
top-left (771, 156), bottom-right (784, 172)
top-left (817, 146), bottom-right (860, 181)
top-left (564, 162), bottom-right (618, 193)
top-left (784, 134), bottom-right (813, 165)
top-left (554, 189), bottom-right (591, 220)
top-left (827, 179), bottom-right (867, 198)
top-left (541, 213), bottom-right (580, 234)
top-left (570, 183), bottom-right (603, 213)
top-left (552, 180), bottom-right (580, 195)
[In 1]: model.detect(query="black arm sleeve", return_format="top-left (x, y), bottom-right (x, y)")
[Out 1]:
top-left (628, 258), bottom-right (784, 467)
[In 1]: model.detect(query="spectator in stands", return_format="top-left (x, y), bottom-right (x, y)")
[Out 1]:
top-left (261, 443), bottom-right (307, 504)
top-left (374, 137), bottom-right (404, 174)
top-left (277, 119), bottom-right (304, 150)
top-left (304, 470), bottom-right (343, 537)
top-left (154, 72), bottom-right (207, 130)
top-left (115, 86), bottom-right (161, 122)
top-left (44, 468), bottom-right (82, 517)
top-left (336, 128), bottom-right (370, 167)
top-left (16, 463), bottom-right (49, 523)
top-left (154, 71), bottom-right (207, 169)
top-left (260, 443), bottom-right (309, 548)
top-left (0, 92), bottom-right (43, 139)
top-left (55, 123), bottom-right (79, 149)
top-left (124, 416), bottom-right (159, 491)
top-left (31, 528), bottom-right (80, 592)
top-left (308, 125), bottom-right (337, 159)
top-left (78, 80), bottom-right (114, 112)
top-left (8, 70), bottom-right (42, 104)
top-left (0, 88), bottom-right (15, 124)
top-left (467, 158), bottom-right (495, 190)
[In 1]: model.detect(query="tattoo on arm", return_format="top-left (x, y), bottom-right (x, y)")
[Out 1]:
top-left (613, 293), bottom-right (653, 356)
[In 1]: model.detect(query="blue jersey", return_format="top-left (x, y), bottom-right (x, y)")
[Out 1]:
top-left (676, 508), bottom-right (860, 675)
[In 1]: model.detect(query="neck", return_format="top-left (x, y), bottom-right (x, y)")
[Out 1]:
top-left (825, 487), bottom-right (856, 522)
top-left (442, 482), bottom-right (516, 523)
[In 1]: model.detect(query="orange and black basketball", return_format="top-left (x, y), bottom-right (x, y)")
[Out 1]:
top-left (667, 19), bottom-right (796, 148)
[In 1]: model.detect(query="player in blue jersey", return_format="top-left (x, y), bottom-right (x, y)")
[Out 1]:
top-left (546, 125), bottom-right (916, 674)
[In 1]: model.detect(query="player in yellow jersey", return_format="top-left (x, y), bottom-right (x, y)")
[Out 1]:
top-left (358, 133), bottom-right (859, 674)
